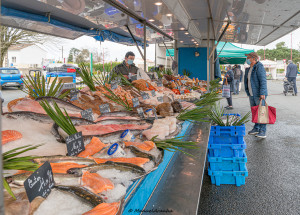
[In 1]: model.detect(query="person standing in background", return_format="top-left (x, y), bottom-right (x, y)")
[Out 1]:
top-left (285, 60), bottom-right (298, 96)
top-left (233, 64), bottom-right (242, 95)
top-left (224, 65), bottom-right (234, 109)
top-left (244, 52), bottom-right (268, 139)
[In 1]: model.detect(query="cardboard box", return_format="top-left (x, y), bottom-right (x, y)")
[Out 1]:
top-left (47, 76), bottom-right (73, 84)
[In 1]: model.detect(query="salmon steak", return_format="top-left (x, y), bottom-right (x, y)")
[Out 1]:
top-left (124, 141), bottom-right (156, 151)
top-left (2, 130), bottom-right (22, 145)
top-left (49, 162), bottom-right (87, 174)
top-left (83, 202), bottom-right (121, 215)
top-left (75, 123), bottom-right (151, 136)
top-left (82, 171), bottom-right (114, 194)
top-left (78, 137), bottom-right (106, 158)
top-left (92, 157), bottom-right (150, 167)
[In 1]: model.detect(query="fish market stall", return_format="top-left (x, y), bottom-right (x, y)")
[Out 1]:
top-left (2, 68), bottom-right (217, 214)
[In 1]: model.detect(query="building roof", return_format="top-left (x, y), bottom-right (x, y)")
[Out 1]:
top-left (9, 44), bottom-right (33, 50)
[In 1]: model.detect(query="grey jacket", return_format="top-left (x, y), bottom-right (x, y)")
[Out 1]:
top-left (286, 63), bottom-right (298, 78)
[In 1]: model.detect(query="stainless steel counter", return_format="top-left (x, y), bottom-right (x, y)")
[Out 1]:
top-left (142, 122), bottom-right (210, 215)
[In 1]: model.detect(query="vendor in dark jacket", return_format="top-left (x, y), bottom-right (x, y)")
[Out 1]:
top-left (224, 65), bottom-right (234, 109)
top-left (244, 52), bottom-right (268, 139)
top-left (112, 51), bottom-right (138, 80)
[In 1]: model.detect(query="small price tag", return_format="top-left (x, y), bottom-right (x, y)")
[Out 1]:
top-left (157, 81), bottom-right (163, 87)
top-left (132, 97), bottom-right (140, 107)
top-left (141, 92), bottom-right (150, 100)
top-left (151, 90), bottom-right (156, 97)
top-left (111, 82), bottom-right (118, 90)
top-left (182, 80), bottom-right (186, 84)
top-left (70, 89), bottom-right (79, 101)
top-left (66, 132), bottom-right (85, 156)
top-left (146, 82), bottom-right (149, 88)
top-left (180, 90), bottom-right (185, 95)
top-left (113, 77), bottom-right (121, 84)
top-left (81, 108), bottom-right (94, 121)
top-left (99, 104), bottom-right (111, 114)
top-left (153, 107), bottom-right (158, 120)
top-left (157, 96), bottom-right (163, 102)
top-left (178, 86), bottom-right (181, 91)
top-left (137, 107), bottom-right (145, 118)
top-left (24, 162), bottom-right (55, 202)
top-left (62, 83), bottom-right (76, 90)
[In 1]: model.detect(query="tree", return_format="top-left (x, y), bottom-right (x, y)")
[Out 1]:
top-left (68, 47), bottom-right (80, 63)
top-left (0, 26), bottom-right (49, 66)
top-left (75, 49), bottom-right (90, 63)
top-left (257, 42), bottom-right (300, 63)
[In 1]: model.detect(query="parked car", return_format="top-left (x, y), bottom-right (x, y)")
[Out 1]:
top-left (0, 67), bottom-right (24, 89)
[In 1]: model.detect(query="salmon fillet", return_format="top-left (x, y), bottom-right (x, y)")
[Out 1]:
top-left (92, 157), bottom-right (150, 167)
top-left (83, 202), bottom-right (120, 215)
top-left (75, 123), bottom-right (151, 136)
top-left (124, 141), bottom-right (156, 151)
top-left (2, 130), bottom-right (22, 145)
top-left (82, 172), bottom-right (114, 194)
top-left (49, 162), bottom-right (87, 174)
top-left (78, 137), bottom-right (106, 158)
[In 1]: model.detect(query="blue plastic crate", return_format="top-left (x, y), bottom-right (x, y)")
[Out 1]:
top-left (210, 114), bottom-right (246, 145)
top-left (208, 168), bottom-right (248, 186)
top-left (208, 143), bottom-right (246, 157)
top-left (46, 72), bottom-right (76, 83)
top-left (208, 151), bottom-right (247, 171)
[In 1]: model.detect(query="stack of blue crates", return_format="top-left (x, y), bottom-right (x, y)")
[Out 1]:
top-left (207, 114), bottom-right (248, 186)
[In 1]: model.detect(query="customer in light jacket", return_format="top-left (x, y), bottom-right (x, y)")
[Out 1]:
top-left (224, 65), bottom-right (234, 110)
top-left (244, 52), bottom-right (268, 139)
top-left (285, 60), bottom-right (298, 95)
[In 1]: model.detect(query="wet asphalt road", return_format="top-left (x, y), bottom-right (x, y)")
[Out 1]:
top-left (198, 80), bottom-right (300, 215)
top-left (1, 87), bottom-right (26, 111)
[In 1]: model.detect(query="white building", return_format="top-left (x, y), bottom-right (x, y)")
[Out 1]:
top-left (7, 44), bottom-right (48, 68)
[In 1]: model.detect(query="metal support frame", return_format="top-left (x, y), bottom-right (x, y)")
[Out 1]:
top-left (255, 10), bottom-right (300, 45)
top-left (162, 40), bottom-right (174, 62)
top-left (207, 0), bottom-right (216, 40)
top-left (125, 25), bottom-right (144, 60)
top-left (102, 0), bottom-right (173, 41)
top-left (214, 41), bottom-right (227, 63)
top-left (207, 18), bottom-right (210, 89)
top-left (144, 22), bottom-right (147, 72)
top-left (208, 21), bottom-right (230, 59)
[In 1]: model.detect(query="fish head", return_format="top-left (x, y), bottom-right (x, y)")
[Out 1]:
top-left (66, 168), bottom-right (82, 176)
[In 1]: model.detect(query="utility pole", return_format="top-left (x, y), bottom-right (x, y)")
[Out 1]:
top-left (264, 46), bottom-right (265, 60)
top-left (62, 46), bottom-right (64, 62)
top-left (291, 33), bottom-right (293, 61)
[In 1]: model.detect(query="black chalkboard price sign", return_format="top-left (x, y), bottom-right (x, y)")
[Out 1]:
top-left (157, 96), bottom-right (163, 103)
top-left (99, 104), bottom-right (111, 114)
top-left (24, 161), bottom-right (55, 202)
top-left (137, 107), bottom-right (145, 119)
top-left (70, 89), bottom-right (79, 101)
top-left (111, 82), bottom-right (118, 90)
top-left (81, 108), bottom-right (94, 121)
top-left (66, 132), bottom-right (85, 156)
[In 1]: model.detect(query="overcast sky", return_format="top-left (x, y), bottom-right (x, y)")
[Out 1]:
top-left (47, 27), bottom-right (300, 62)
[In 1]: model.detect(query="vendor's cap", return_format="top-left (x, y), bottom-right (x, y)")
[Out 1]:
top-left (245, 52), bottom-right (259, 59)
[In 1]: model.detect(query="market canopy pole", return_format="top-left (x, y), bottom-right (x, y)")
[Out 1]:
top-left (125, 25), bottom-right (144, 60)
top-left (144, 22), bottom-right (147, 72)
top-left (207, 18), bottom-right (210, 89)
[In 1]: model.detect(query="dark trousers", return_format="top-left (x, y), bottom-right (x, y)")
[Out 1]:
top-left (226, 92), bottom-right (233, 106)
top-left (287, 77), bottom-right (297, 94)
top-left (249, 96), bottom-right (267, 133)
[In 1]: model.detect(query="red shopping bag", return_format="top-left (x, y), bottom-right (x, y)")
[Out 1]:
top-left (251, 99), bottom-right (276, 124)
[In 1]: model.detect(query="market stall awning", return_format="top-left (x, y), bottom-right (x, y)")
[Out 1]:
top-left (216, 42), bottom-right (254, 64)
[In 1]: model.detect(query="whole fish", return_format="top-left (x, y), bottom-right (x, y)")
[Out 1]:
top-left (6, 173), bottom-right (81, 187)
top-left (54, 185), bottom-right (104, 206)
top-left (67, 161), bottom-right (146, 177)
top-left (98, 111), bottom-right (139, 117)
top-left (127, 146), bottom-right (164, 167)
top-left (33, 155), bottom-right (96, 165)
top-left (95, 119), bottom-right (148, 125)
top-left (3, 111), bottom-right (54, 123)
top-left (35, 97), bottom-right (84, 112)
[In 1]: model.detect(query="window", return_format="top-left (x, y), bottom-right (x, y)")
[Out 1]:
top-left (12, 57), bottom-right (16, 63)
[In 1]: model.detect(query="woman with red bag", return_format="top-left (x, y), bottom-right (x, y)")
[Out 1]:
top-left (244, 52), bottom-right (268, 139)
